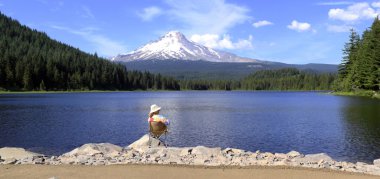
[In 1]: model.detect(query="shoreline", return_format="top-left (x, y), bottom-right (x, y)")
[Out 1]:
top-left (1, 164), bottom-right (379, 179)
top-left (0, 89), bottom-right (331, 94)
top-left (1, 135), bottom-right (380, 176)
top-left (332, 91), bottom-right (380, 99)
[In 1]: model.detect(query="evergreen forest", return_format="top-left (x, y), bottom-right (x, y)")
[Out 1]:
top-left (336, 18), bottom-right (380, 92)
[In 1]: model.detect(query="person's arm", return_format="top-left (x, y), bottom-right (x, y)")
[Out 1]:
top-left (155, 115), bottom-right (169, 125)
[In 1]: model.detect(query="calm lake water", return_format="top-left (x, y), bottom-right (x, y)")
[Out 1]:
top-left (0, 91), bottom-right (379, 163)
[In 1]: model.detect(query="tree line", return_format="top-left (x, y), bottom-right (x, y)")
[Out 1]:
top-left (336, 17), bottom-right (380, 91)
top-left (0, 12), bottom-right (179, 91)
top-left (181, 68), bottom-right (336, 91)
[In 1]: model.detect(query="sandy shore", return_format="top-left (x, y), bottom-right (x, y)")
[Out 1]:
top-left (1, 165), bottom-right (379, 179)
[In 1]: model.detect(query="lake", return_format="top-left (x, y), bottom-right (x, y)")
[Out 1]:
top-left (0, 91), bottom-right (379, 163)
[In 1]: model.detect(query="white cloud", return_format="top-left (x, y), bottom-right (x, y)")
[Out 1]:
top-left (372, 1), bottom-right (380, 8)
top-left (316, 1), bottom-right (354, 6)
top-left (327, 24), bottom-right (353, 32)
top-left (287, 20), bottom-right (311, 32)
top-left (164, 0), bottom-right (250, 34)
top-left (252, 20), bottom-right (273, 28)
top-left (50, 25), bottom-right (127, 56)
top-left (138, 6), bottom-right (163, 21)
top-left (328, 2), bottom-right (379, 22)
top-left (82, 6), bottom-right (95, 19)
top-left (190, 34), bottom-right (253, 50)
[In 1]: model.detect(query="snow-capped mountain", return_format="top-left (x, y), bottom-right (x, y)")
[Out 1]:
top-left (112, 31), bottom-right (261, 63)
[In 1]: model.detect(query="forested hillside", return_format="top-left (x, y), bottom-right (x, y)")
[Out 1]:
top-left (180, 68), bottom-right (336, 90)
top-left (336, 17), bottom-right (380, 92)
top-left (0, 12), bottom-right (179, 91)
top-left (241, 68), bottom-right (336, 90)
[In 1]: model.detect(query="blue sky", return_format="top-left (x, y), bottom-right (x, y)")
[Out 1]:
top-left (1, 0), bottom-right (379, 64)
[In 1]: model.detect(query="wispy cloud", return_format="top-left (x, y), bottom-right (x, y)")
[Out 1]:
top-left (82, 6), bottom-right (95, 19)
top-left (50, 25), bottom-right (127, 56)
top-left (373, 1), bottom-right (380, 8)
top-left (316, 1), bottom-right (354, 6)
top-left (287, 20), bottom-right (312, 32)
top-left (190, 34), bottom-right (253, 50)
top-left (252, 20), bottom-right (273, 28)
top-left (328, 2), bottom-right (379, 22)
top-left (138, 6), bottom-right (163, 21)
top-left (0, 3), bottom-right (3, 7)
top-left (164, 0), bottom-right (250, 35)
top-left (327, 24), bottom-right (353, 32)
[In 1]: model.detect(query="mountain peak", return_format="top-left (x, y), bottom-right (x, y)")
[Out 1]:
top-left (112, 31), bottom-right (261, 63)
top-left (163, 31), bottom-right (184, 38)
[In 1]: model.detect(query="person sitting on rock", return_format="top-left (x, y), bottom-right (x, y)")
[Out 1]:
top-left (148, 104), bottom-right (170, 126)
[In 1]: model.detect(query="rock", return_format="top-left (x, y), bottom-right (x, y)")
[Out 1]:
top-left (32, 156), bottom-right (45, 164)
top-left (0, 147), bottom-right (43, 160)
top-left (273, 159), bottom-right (291, 166)
top-left (374, 159), bottom-right (380, 167)
top-left (180, 148), bottom-right (192, 156)
top-left (163, 147), bottom-right (182, 156)
top-left (128, 134), bottom-right (164, 150)
top-left (3, 158), bottom-right (17, 164)
top-left (262, 152), bottom-right (275, 158)
top-left (274, 153), bottom-right (287, 159)
top-left (192, 146), bottom-right (221, 157)
top-left (144, 148), bottom-right (161, 155)
top-left (62, 143), bottom-right (122, 157)
top-left (223, 148), bottom-right (245, 156)
top-left (302, 153), bottom-right (333, 163)
top-left (193, 158), bottom-right (207, 165)
top-left (287, 151), bottom-right (302, 158)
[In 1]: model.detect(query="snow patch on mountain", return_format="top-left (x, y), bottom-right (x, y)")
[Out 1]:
top-left (112, 31), bottom-right (261, 63)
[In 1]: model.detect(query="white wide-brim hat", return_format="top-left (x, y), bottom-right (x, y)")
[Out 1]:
top-left (149, 104), bottom-right (161, 114)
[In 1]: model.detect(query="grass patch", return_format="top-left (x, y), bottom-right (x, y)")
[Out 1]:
top-left (333, 90), bottom-right (380, 99)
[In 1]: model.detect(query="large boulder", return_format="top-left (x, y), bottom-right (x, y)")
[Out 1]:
top-left (287, 151), bottom-right (302, 158)
top-left (62, 143), bottom-right (122, 157)
top-left (0, 147), bottom-right (43, 160)
top-left (128, 134), bottom-right (164, 151)
top-left (374, 159), bottom-right (380, 167)
top-left (192, 146), bottom-right (222, 157)
top-left (294, 153), bottom-right (334, 164)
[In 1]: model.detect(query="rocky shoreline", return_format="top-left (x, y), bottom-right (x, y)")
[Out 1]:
top-left (1, 135), bottom-right (380, 176)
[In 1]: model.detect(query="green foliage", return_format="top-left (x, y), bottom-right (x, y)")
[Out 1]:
top-left (0, 12), bottom-right (179, 91)
top-left (240, 68), bottom-right (336, 90)
top-left (336, 17), bottom-right (380, 91)
top-left (181, 68), bottom-right (336, 91)
top-left (180, 79), bottom-right (240, 90)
